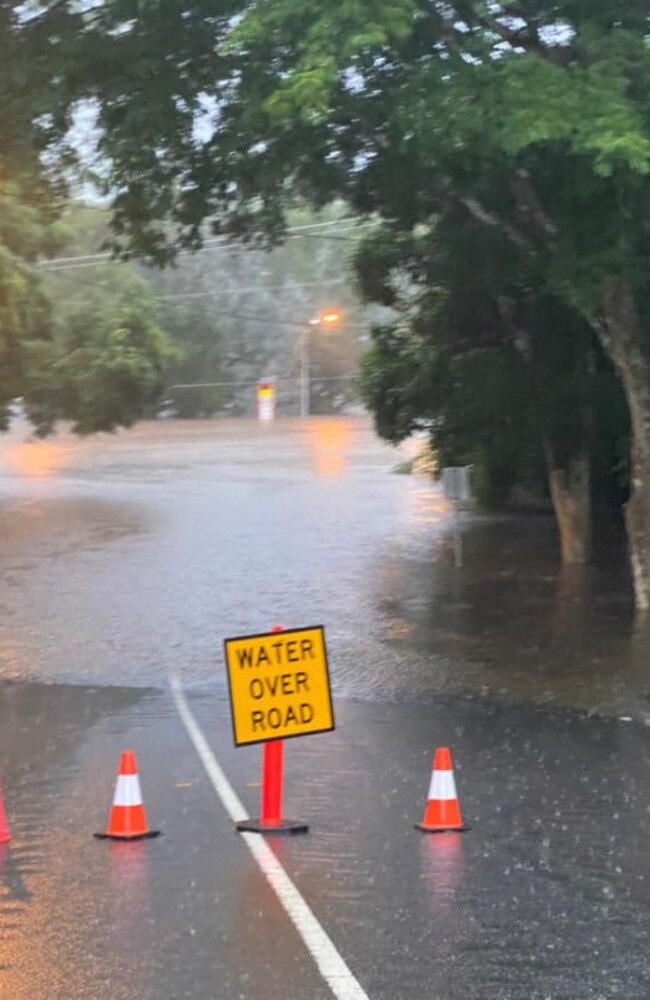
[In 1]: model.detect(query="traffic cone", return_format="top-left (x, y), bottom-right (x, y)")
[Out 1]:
top-left (0, 778), bottom-right (10, 845)
top-left (415, 747), bottom-right (469, 833)
top-left (95, 750), bottom-right (160, 841)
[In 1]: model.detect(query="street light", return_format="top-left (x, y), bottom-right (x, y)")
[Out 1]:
top-left (300, 309), bottom-right (342, 418)
top-left (318, 309), bottom-right (342, 326)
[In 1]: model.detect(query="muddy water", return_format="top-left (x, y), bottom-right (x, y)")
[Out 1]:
top-left (0, 417), bottom-right (646, 716)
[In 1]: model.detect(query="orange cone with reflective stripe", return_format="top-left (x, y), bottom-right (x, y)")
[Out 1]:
top-left (0, 778), bottom-right (10, 844)
top-left (415, 747), bottom-right (469, 833)
top-left (95, 750), bottom-right (160, 841)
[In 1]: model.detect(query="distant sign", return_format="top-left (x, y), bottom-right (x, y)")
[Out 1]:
top-left (442, 466), bottom-right (472, 503)
top-left (257, 380), bottom-right (276, 422)
top-left (224, 626), bottom-right (334, 746)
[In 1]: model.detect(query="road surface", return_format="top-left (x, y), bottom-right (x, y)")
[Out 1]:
top-left (0, 418), bottom-right (649, 999)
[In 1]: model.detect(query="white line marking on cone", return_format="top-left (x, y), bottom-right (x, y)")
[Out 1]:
top-left (429, 770), bottom-right (458, 801)
top-left (113, 774), bottom-right (144, 807)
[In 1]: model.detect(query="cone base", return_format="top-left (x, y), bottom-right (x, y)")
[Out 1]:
top-left (94, 829), bottom-right (161, 841)
top-left (236, 818), bottom-right (309, 835)
top-left (414, 822), bottom-right (470, 833)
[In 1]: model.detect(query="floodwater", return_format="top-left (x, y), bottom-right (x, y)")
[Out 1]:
top-left (2, 417), bottom-right (650, 1000)
top-left (0, 416), bottom-right (646, 717)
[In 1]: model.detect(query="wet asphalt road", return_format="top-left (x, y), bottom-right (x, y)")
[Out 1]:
top-left (1, 418), bottom-right (650, 999)
top-left (2, 684), bottom-right (650, 1000)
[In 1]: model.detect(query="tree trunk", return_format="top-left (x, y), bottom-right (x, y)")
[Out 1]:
top-left (545, 445), bottom-right (592, 564)
top-left (596, 280), bottom-right (650, 611)
top-left (500, 300), bottom-right (594, 566)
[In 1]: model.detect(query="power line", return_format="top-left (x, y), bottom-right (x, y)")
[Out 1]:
top-left (39, 228), bottom-right (363, 272)
top-left (38, 217), bottom-right (367, 271)
top-left (40, 218), bottom-right (362, 265)
top-left (47, 225), bottom-right (363, 273)
top-left (170, 375), bottom-right (361, 389)
top-left (159, 278), bottom-right (348, 300)
top-left (44, 283), bottom-right (368, 327)
top-left (162, 309), bottom-right (368, 330)
top-left (193, 311), bottom-right (315, 329)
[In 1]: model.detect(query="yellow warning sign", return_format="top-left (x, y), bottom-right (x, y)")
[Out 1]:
top-left (224, 626), bottom-right (334, 746)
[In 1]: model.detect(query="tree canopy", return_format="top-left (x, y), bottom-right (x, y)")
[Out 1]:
top-left (0, 2), bottom-right (177, 435)
top-left (358, 214), bottom-right (629, 528)
top-left (70, 2), bottom-right (650, 266)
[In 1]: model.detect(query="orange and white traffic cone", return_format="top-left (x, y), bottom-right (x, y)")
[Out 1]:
top-left (415, 746), bottom-right (469, 833)
top-left (94, 750), bottom-right (160, 841)
top-left (0, 778), bottom-right (10, 845)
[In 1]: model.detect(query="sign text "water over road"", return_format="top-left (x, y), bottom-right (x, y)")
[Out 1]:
top-left (224, 626), bottom-right (334, 746)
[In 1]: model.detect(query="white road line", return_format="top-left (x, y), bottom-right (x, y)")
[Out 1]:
top-left (170, 677), bottom-right (371, 1000)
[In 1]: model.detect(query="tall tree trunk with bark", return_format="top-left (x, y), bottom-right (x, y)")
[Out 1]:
top-left (502, 299), bottom-right (593, 565)
top-left (596, 281), bottom-right (650, 611)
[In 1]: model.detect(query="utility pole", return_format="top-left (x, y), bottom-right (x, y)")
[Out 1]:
top-left (300, 310), bottom-right (341, 418)
top-left (300, 328), bottom-right (310, 418)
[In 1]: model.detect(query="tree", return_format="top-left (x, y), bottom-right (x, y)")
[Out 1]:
top-left (0, 0), bottom-right (76, 420)
top-left (25, 283), bottom-right (178, 435)
top-left (358, 217), bottom-right (629, 562)
top-left (0, 5), bottom-right (176, 436)
top-left (70, 1), bottom-right (650, 606)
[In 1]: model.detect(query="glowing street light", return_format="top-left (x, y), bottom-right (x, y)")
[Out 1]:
top-left (301, 309), bottom-right (343, 418)
top-left (317, 309), bottom-right (342, 326)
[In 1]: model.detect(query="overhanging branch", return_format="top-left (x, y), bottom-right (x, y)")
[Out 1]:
top-left (437, 176), bottom-right (537, 254)
top-left (509, 168), bottom-right (558, 248)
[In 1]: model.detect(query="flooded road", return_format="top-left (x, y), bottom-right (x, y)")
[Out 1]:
top-left (0, 417), bottom-right (646, 715)
top-left (1, 417), bottom-right (650, 1000)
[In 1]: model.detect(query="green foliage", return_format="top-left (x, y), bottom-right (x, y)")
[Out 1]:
top-left (0, 5), bottom-right (180, 437)
top-left (24, 287), bottom-right (179, 436)
top-left (63, 2), bottom-right (649, 244)
top-left (0, 183), bottom-right (60, 430)
top-left (0, 250), bottom-right (53, 430)
top-left (358, 217), bottom-right (629, 510)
